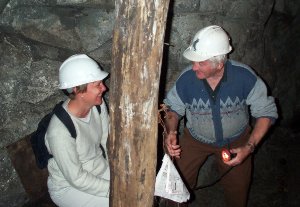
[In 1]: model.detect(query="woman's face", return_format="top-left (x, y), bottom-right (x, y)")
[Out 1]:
top-left (84, 80), bottom-right (107, 106)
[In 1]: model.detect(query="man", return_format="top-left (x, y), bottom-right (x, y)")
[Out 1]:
top-left (163, 25), bottom-right (278, 207)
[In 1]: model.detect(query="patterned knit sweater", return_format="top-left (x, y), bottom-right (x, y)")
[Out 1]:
top-left (164, 60), bottom-right (278, 147)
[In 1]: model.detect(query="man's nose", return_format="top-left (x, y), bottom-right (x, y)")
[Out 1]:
top-left (192, 62), bottom-right (199, 71)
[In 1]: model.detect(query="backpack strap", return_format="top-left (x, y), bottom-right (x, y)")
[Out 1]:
top-left (96, 104), bottom-right (101, 114)
top-left (53, 103), bottom-right (101, 138)
top-left (53, 102), bottom-right (77, 138)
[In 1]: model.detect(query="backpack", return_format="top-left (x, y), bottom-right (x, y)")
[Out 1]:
top-left (30, 101), bottom-right (101, 169)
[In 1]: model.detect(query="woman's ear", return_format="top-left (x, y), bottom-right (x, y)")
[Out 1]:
top-left (66, 88), bottom-right (74, 94)
top-left (72, 87), bottom-right (78, 94)
top-left (73, 87), bottom-right (85, 98)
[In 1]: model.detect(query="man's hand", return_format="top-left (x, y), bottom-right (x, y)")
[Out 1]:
top-left (165, 131), bottom-right (181, 158)
top-left (223, 144), bottom-right (253, 166)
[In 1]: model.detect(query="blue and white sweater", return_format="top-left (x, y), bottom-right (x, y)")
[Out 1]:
top-left (164, 60), bottom-right (278, 147)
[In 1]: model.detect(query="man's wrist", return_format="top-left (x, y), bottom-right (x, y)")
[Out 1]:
top-left (168, 130), bottom-right (177, 135)
top-left (246, 141), bottom-right (255, 153)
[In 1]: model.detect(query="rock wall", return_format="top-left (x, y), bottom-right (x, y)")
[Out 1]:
top-left (0, 0), bottom-right (299, 206)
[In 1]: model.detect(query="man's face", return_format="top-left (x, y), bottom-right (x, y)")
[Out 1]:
top-left (192, 60), bottom-right (219, 80)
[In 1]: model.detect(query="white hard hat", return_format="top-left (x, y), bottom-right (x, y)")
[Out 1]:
top-left (183, 25), bottom-right (232, 62)
top-left (58, 54), bottom-right (109, 89)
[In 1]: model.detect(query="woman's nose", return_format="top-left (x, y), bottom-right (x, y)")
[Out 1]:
top-left (100, 83), bottom-right (107, 91)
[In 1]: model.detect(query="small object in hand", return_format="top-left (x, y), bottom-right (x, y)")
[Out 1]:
top-left (221, 148), bottom-right (236, 162)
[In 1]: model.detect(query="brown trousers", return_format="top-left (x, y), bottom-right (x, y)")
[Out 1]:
top-left (168, 127), bottom-right (252, 207)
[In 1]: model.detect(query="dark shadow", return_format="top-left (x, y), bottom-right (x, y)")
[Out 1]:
top-left (6, 134), bottom-right (57, 207)
top-left (156, 0), bottom-right (175, 173)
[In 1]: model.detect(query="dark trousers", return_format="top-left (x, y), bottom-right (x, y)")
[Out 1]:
top-left (170, 127), bottom-right (252, 207)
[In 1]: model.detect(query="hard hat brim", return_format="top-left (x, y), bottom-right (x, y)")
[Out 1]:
top-left (59, 70), bottom-right (109, 89)
top-left (183, 47), bottom-right (211, 62)
top-left (183, 46), bottom-right (232, 62)
top-left (58, 54), bottom-right (109, 89)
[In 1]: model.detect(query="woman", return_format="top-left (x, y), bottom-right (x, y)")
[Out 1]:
top-left (45, 54), bottom-right (110, 207)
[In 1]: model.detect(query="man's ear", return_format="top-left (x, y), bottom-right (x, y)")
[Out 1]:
top-left (218, 61), bottom-right (225, 70)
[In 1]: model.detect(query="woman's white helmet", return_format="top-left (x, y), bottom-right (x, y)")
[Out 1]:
top-left (59, 54), bottom-right (109, 89)
top-left (183, 25), bottom-right (232, 62)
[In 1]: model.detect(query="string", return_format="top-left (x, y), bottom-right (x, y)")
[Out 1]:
top-left (158, 104), bottom-right (174, 161)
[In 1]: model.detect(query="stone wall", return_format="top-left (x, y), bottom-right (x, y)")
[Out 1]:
top-left (0, 0), bottom-right (299, 206)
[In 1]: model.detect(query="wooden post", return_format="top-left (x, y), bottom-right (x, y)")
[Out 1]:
top-left (109, 0), bottom-right (170, 206)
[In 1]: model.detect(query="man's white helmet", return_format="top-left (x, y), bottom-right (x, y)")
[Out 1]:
top-left (183, 25), bottom-right (232, 62)
top-left (59, 54), bottom-right (109, 89)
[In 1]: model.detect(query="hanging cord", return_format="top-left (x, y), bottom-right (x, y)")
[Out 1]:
top-left (158, 104), bottom-right (235, 191)
top-left (158, 104), bottom-right (171, 157)
top-left (158, 104), bottom-right (168, 137)
top-left (157, 104), bottom-right (180, 207)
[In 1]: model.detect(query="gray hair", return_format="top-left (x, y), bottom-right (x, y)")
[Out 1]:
top-left (208, 54), bottom-right (227, 68)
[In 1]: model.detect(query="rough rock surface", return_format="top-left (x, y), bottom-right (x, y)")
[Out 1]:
top-left (0, 0), bottom-right (299, 206)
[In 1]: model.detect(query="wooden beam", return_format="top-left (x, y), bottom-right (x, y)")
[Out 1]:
top-left (109, 0), bottom-right (170, 206)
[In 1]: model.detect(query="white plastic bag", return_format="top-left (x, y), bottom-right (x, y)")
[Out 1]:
top-left (154, 154), bottom-right (190, 203)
